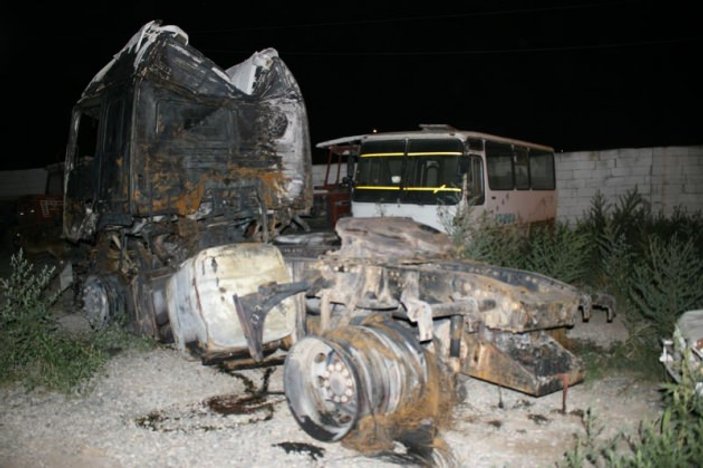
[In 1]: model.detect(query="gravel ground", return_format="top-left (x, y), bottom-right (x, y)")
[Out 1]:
top-left (0, 246), bottom-right (664, 467)
top-left (0, 326), bottom-right (663, 468)
top-left (0, 346), bottom-right (395, 468)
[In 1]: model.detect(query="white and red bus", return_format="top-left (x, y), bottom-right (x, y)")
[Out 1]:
top-left (325, 125), bottom-right (557, 232)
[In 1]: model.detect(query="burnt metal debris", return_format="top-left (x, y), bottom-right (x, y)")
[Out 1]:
top-left (282, 216), bottom-right (601, 452)
top-left (63, 20), bottom-right (614, 460)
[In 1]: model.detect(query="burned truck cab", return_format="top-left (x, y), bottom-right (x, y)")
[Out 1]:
top-left (64, 21), bottom-right (311, 339)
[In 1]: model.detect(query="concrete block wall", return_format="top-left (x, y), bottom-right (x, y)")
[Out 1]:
top-left (556, 146), bottom-right (703, 224)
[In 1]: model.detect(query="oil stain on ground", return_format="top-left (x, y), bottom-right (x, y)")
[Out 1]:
top-left (273, 442), bottom-right (325, 461)
top-left (135, 367), bottom-right (282, 433)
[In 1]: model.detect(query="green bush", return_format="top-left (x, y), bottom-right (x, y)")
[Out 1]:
top-left (566, 189), bottom-right (703, 351)
top-left (577, 188), bottom-right (647, 288)
top-left (450, 207), bottom-right (596, 285)
top-left (524, 222), bottom-right (590, 285)
top-left (0, 250), bottom-right (152, 393)
top-left (629, 236), bottom-right (703, 339)
top-left (1, 250), bottom-right (59, 378)
top-left (445, 206), bottom-right (529, 268)
top-left (591, 223), bottom-right (635, 304)
top-left (607, 187), bottom-right (651, 248)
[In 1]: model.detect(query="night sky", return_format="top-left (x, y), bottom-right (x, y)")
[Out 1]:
top-left (1, 0), bottom-right (700, 170)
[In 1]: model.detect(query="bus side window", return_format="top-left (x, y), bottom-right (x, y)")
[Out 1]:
top-left (486, 141), bottom-right (514, 190)
top-left (529, 149), bottom-right (556, 190)
top-left (514, 146), bottom-right (529, 190)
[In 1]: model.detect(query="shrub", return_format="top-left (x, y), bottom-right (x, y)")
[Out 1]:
top-left (591, 222), bottom-right (635, 303)
top-left (608, 186), bottom-right (650, 248)
top-left (524, 222), bottom-right (590, 285)
top-left (577, 188), bottom-right (647, 287)
top-left (0, 249), bottom-right (61, 381)
top-left (575, 190), bottom-right (703, 348)
top-left (444, 206), bottom-right (528, 268)
top-left (0, 250), bottom-right (153, 393)
top-left (629, 236), bottom-right (703, 340)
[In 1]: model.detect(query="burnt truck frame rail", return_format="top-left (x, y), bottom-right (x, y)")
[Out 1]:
top-left (281, 216), bottom-right (613, 451)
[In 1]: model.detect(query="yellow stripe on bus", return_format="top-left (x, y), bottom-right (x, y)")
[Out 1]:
top-left (355, 186), bottom-right (461, 192)
top-left (406, 186), bottom-right (461, 193)
top-left (360, 152), bottom-right (404, 157)
top-left (360, 151), bottom-right (462, 157)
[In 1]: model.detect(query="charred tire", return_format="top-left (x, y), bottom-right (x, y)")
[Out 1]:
top-left (82, 274), bottom-right (131, 330)
top-left (283, 319), bottom-right (430, 442)
top-left (284, 336), bottom-right (361, 441)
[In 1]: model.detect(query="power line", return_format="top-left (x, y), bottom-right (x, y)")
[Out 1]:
top-left (188, 1), bottom-right (635, 34)
top-left (203, 36), bottom-right (701, 57)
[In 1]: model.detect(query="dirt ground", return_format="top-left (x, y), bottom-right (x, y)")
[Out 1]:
top-left (446, 360), bottom-right (663, 466)
top-left (443, 311), bottom-right (662, 466)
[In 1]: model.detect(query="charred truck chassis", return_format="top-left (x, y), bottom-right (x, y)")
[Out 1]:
top-left (64, 21), bottom-right (613, 457)
top-left (281, 217), bottom-right (604, 447)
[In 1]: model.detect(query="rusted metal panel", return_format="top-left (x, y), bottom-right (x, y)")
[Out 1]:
top-left (290, 217), bottom-right (586, 334)
top-left (463, 330), bottom-right (584, 396)
top-left (294, 256), bottom-right (582, 342)
top-left (331, 216), bottom-right (453, 259)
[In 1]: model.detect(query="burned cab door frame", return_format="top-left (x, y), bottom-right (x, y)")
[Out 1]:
top-left (99, 97), bottom-right (129, 212)
top-left (64, 94), bottom-right (131, 242)
top-left (64, 101), bottom-right (101, 241)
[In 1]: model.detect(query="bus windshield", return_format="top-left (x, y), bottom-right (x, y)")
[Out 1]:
top-left (353, 138), bottom-right (464, 205)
